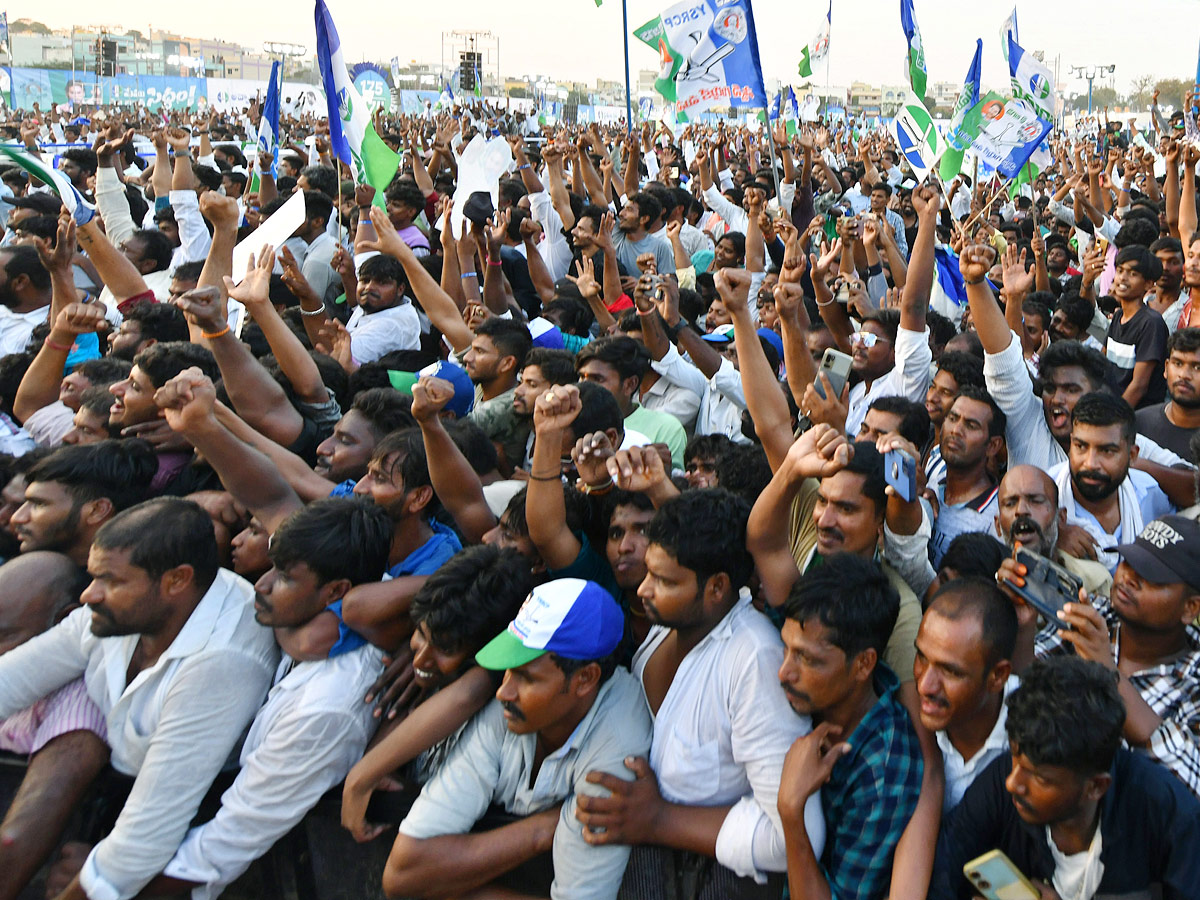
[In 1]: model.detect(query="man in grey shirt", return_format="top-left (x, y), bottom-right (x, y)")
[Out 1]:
top-left (611, 191), bottom-right (675, 276)
top-left (384, 578), bottom-right (653, 900)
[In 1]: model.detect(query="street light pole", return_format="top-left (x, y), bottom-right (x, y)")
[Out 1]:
top-left (1070, 63), bottom-right (1115, 117)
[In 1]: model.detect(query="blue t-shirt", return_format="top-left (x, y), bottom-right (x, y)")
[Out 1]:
top-left (387, 519), bottom-right (463, 579)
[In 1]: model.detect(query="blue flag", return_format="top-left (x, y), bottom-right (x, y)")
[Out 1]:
top-left (900, 0), bottom-right (928, 100)
top-left (769, 92), bottom-right (781, 120)
top-left (256, 60), bottom-right (282, 179)
top-left (786, 85), bottom-right (799, 120)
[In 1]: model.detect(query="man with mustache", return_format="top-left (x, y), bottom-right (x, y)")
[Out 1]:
top-left (914, 578), bottom-right (1019, 812)
top-left (344, 253), bottom-right (421, 364)
top-left (1135, 328), bottom-right (1200, 460)
top-left (1048, 393), bottom-right (1173, 573)
top-left (930, 657), bottom-right (1200, 899)
top-left (385, 578), bottom-right (651, 900)
top-left (993, 464), bottom-right (1113, 597)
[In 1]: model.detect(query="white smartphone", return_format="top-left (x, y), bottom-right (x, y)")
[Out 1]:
top-left (963, 850), bottom-right (1040, 900)
top-left (813, 348), bottom-right (853, 400)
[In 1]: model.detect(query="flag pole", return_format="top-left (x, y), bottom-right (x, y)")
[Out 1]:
top-left (621, 0), bottom-right (634, 134)
top-left (765, 112), bottom-right (782, 200)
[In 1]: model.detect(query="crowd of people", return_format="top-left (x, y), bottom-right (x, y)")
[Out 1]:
top-left (0, 92), bottom-right (1197, 900)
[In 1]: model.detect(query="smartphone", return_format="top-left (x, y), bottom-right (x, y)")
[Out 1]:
top-left (1004, 548), bottom-right (1083, 628)
top-left (885, 448), bottom-right (916, 502)
top-left (813, 348), bottom-right (853, 400)
top-left (822, 209), bottom-right (841, 242)
top-left (1095, 235), bottom-right (1109, 256)
top-left (963, 850), bottom-right (1040, 900)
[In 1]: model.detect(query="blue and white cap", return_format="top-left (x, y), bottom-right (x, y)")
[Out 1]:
top-left (475, 578), bottom-right (624, 670)
top-left (528, 316), bottom-right (566, 350)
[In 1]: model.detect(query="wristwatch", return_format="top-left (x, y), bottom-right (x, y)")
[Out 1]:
top-left (665, 319), bottom-right (689, 341)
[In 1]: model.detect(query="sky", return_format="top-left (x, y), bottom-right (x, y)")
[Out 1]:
top-left (28, 0), bottom-right (1200, 97)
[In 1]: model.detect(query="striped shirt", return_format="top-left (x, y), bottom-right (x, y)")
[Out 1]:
top-left (0, 677), bottom-right (106, 756)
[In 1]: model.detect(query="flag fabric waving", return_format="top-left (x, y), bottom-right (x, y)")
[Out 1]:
top-left (798, 0), bottom-right (831, 78)
top-left (0, 145), bottom-right (95, 225)
top-left (1007, 34), bottom-right (1056, 119)
top-left (899, 0), bottom-right (927, 100)
top-left (939, 39), bottom-right (983, 180)
top-left (891, 92), bottom-right (941, 178)
top-left (633, 15), bottom-right (684, 104)
top-left (955, 92), bottom-right (1052, 180)
top-left (250, 59), bottom-right (282, 193)
top-left (999, 7), bottom-right (1018, 64)
top-left (314, 0), bottom-right (398, 206)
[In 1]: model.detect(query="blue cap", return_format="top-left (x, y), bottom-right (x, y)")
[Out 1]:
top-left (387, 361), bottom-right (475, 418)
top-left (528, 316), bottom-right (566, 349)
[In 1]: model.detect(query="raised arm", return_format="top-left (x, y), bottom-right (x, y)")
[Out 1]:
top-left (526, 385), bottom-right (585, 571)
top-left (900, 186), bottom-right (937, 333)
top-left (960, 241), bottom-right (1012, 354)
top-left (155, 369), bottom-right (303, 534)
top-left (1180, 145), bottom-right (1199, 244)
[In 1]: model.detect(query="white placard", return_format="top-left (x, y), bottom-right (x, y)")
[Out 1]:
top-left (230, 189), bottom-right (306, 285)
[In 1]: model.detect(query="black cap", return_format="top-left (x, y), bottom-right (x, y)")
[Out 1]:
top-left (10, 194), bottom-right (63, 215)
top-left (1116, 516), bottom-right (1200, 591)
top-left (462, 190), bottom-right (494, 227)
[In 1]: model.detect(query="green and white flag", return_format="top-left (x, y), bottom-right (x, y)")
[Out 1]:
top-left (633, 15), bottom-right (684, 104)
top-left (0, 145), bottom-right (95, 225)
top-left (899, 0), bottom-right (928, 101)
top-left (798, 0), bottom-right (831, 78)
top-left (891, 92), bottom-right (942, 179)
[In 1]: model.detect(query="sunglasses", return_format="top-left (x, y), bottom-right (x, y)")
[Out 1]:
top-left (850, 331), bottom-right (889, 349)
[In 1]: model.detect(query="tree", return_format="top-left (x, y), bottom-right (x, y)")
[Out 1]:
top-left (125, 29), bottom-right (144, 40)
top-left (11, 19), bottom-right (52, 35)
top-left (1069, 86), bottom-right (1121, 112)
top-left (1128, 75), bottom-right (1156, 111)
top-left (1154, 78), bottom-right (1194, 111)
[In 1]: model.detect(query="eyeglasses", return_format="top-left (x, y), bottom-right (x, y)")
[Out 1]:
top-left (850, 331), bottom-right (890, 349)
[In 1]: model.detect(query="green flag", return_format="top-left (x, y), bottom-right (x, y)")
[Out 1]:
top-left (900, 0), bottom-right (928, 100)
top-left (799, 46), bottom-right (814, 78)
top-left (634, 16), bottom-right (683, 103)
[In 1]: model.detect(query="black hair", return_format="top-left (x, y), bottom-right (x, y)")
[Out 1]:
top-left (350, 387), bottom-right (417, 438)
top-left (2, 245), bottom-right (50, 292)
top-left (222, 171), bottom-right (247, 192)
top-left (644, 488), bottom-right (754, 591)
top-left (1022, 296), bottom-right (1053, 331)
top-left (410, 544), bottom-right (533, 655)
top-left (938, 531), bottom-right (1006, 581)
top-left (1006, 657), bottom-right (1125, 775)
top-left (132, 341), bottom-right (219, 387)
top-left (214, 143), bottom-right (248, 169)
top-left (575, 335), bottom-right (651, 382)
top-left (372, 427), bottom-right (435, 516)
top-left (130, 229), bottom-right (174, 272)
top-left (1071, 391), bottom-right (1136, 447)
top-left (474, 318), bottom-right (533, 370)
top-left (686, 433), bottom-right (734, 465)
top-left (1054, 294), bottom-right (1096, 333)
top-left (269, 497), bottom-right (391, 586)
top-left (1149, 236), bottom-right (1183, 257)
top-left (300, 164), bottom-right (339, 199)
top-left (626, 191), bottom-right (662, 228)
top-left (275, 175), bottom-right (298, 195)
top-left (358, 252), bottom-right (410, 291)
top-left (1168, 327), bottom-right (1200, 356)
top-left (572, 380), bottom-right (624, 441)
top-left (550, 648), bottom-right (621, 688)
top-left (1039, 340), bottom-right (1107, 393)
top-left (522, 348), bottom-right (578, 386)
top-left (843, 441), bottom-right (888, 516)
top-left (61, 147), bottom-right (98, 177)
top-left (172, 261), bottom-right (206, 284)
top-left (75, 357), bottom-right (132, 387)
top-left (93, 497), bottom-right (220, 591)
top-left (11, 214), bottom-right (57, 241)
top-left (77, 385), bottom-right (118, 424)
top-left (27, 439), bottom-right (156, 513)
top-left (936, 350), bottom-right (985, 391)
top-left (577, 203), bottom-right (609, 231)
top-left (866, 396), bottom-right (930, 448)
top-left (870, 181), bottom-right (893, 198)
top-left (718, 231), bottom-right (747, 259)
top-left (1112, 215), bottom-right (1158, 250)
top-left (861, 308), bottom-right (901, 344)
top-left (191, 164), bottom-right (224, 192)
top-left (928, 574), bottom-right (1017, 669)
top-left (303, 190), bottom-right (334, 228)
top-left (498, 178), bottom-right (528, 208)
top-left (119, 302), bottom-right (190, 350)
top-left (443, 418), bottom-right (499, 475)
top-left (384, 178), bottom-right (426, 213)
top-left (713, 443), bottom-right (772, 507)
top-left (1114, 244), bottom-right (1163, 282)
top-left (926, 309), bottom-right (958, 350)
top-left (953, 383), bottom-right (1007, 439)
top-left (783, 553), bottom-right (899, 662)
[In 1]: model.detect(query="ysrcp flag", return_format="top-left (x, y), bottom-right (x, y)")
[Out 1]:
top-left (651, 0), bottom-right (769, 120)
top-left (0, 145), bottom-right (94, 225)
top-left (1008, 35), bottom-right (1056, 119)
top-left (999, 7), bottom-right (1018, 64)
top-left (891, 92), bottom-right (941, 178)
top-left (633, 15), bottom-right (685, 103)
top-left (899, 0), bottom-right (928, 100)
top-left (314, 0), bottom-right (398, 206)
top-left (957, 92), bottom-right (1052, 180)
top-left (939, 38), bottom-right (983, 179)
top-left (256, 60), bottom-right (282, 178)
top-left (798, 0), bottom-right (830, 78)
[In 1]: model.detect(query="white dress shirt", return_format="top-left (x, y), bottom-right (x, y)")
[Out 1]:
top-left (845, 325), bottom-right (933, 437)
top-left (166, 189), bottom-right (214, 272)
top-left (0, 569), bottom-right (278, 900)
top-left (528, 190), bottom-right (574, 282)
top-left (651, 345), bottom-right (749, 444)
top-left (346, 300), bottom-right (421, 364)
top-left (0, 304), bottom-right (48, 355)
top-left (937, 675), bottom-right (1020, 811)
top-left (164, 644), bottom-right (383, 899)
top-left (633, 590), bottom-right (825, 881)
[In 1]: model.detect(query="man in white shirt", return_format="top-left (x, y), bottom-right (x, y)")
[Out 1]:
top-left (0, 497), bottom-right (278, 900)
top-left (346, 254), bottom-right (421, 365)
top-left (914, 579), bottom-right (1020, 811)
top-left (153, 498), bottom-right (392, 899)
top-left (0, 245), bottom-right (51, 356)
top-left (575, 489), bottom-right (825, 897)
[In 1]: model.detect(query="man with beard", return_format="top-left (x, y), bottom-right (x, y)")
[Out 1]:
top-left (1148, 237), bottom-right (1187, 330)
top-left (929, 387), bottom-right (1006, 568)
top-left (464, 317), bottom-right (532, 472)
top-left (107, 301), bottom-right (190, 361)
top-left (1010, 514), bottom-right (1200, 798)
top-left (1136, 328), bottom-right (1200, 459)
top-left (344, 253), bottom-right (421, 363)
top-left (1049, 393), bottom-right (1174, 574)
top-left (575, 488), bottom-right (825, 898)
top-left (10, 440), bottom-right (156, 567)
top-left (922, 352), bottom-right (985, 489)
top-left (0, 498), bottom-right (278, 900)
top-left (914, 578), bottom-right (1019, 811)
top-left (993, 464), bottom-right (1112, 597)
top-left (509, 348), bottom-right (578, 471)
top-left (930, 658), bottom-right (1200, 899)
top-left (0, 245), bottom-right (51, 356)
top-left (610, 191), bottom-right (675, 276)
top-left (387, 578), bottom-right (652, 900)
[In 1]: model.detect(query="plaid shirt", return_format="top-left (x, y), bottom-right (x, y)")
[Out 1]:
top-left (820, 665), bottom-right (924, 900)
top-left (1035, 594), bottom-right (1200, 799)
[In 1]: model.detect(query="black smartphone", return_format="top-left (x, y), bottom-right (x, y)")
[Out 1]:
top-left (1004, 548), bottom-right (1083, 628)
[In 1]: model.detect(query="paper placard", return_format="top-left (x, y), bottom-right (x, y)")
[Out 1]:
top-left (230, 189), bottom-right (305, 284)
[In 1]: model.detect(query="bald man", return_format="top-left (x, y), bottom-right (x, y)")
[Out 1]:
top-left (993, 464), bottom-right (1112, 597)
top-left (0, 552), bottom-right (109, 900)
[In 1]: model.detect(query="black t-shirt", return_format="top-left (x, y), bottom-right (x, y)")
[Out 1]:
top-left (1105, 304), bottom-right (1168, 407)
top-left (1135, 402), bottom-right (1196, 460)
